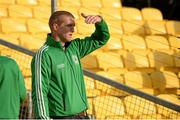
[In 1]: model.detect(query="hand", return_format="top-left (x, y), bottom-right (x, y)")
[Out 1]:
top-left (81, 13), bottom-right (102, 24)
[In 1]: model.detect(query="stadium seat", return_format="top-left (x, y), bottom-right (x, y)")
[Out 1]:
top-left (59, 7), bottom-right (79, 20)
top-left (122, 35), bottom-right (146, 51)
top-left (9, 5), bottom-right (33, 18)
top-left (144, 21), bottom-right (167, 35)
top-left (0, 0), bottom-right (15, 4)
top-left (123, 50), bottom-right (150, 69)
top-left (149, 50), bottom-right (174, 69)
top-left (145, 35), bottom-right (169, 50)
top-left (157, 94), bottom-right (180, 105)
top-left (1, 18), bottom-right (27, 33)
top-left (0, 33), bottom-right (20, 45)
top-left (174, 52), bottom-right (180, 67)
top-left (87, 98), bottom-right (94, 116)
top-left (33, 6), bottom-right (51, 19)
top-left (168, 36), bottom-right (180, 50)
top-left (0, 6), bottom-right (8, 17)
top-left (84, 76), bottom-right (95, 89)
top-left (122, 20), bottom-right (145, 35)
top-left (166, 20), bottom-right (180, 36)
top-left (27, 19), bottom-right (50, 33)
top-left (16, 0), bottom-right (38, 5)
top-left (93, 96), bottom-right (125, 119)
top-left (101, 36), bottom-right (123, 51)
top-left (81, 0), bottom-right (102, 8)
top-left (124, 95), bottom-right (157, 116)
top-left (19, 34), bottom-right (45, 50)
top-left (96, 52), bottom-right (124, 71)
top-left (59, 0), bottom-right (81, 7)
top-left (122, 7), bottom-right (142, 20)
top-left (38, 0), bottom-right (51, 5)
top-left (150, 71), bottom-right (179, 93)
top-left (101, 0), bottom-right (122, 8)
top-left (107, 20), bottom-right (123, 35)
top-left (100, 8), bottom-right (122, 20)
top-left (124, 71), bottom-right (152, 88)
top-left (141, 8), bottom-right (163, 20)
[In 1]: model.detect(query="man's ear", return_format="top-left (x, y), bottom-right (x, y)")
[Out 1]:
top-left (53, 23), bottom-right (59, 31)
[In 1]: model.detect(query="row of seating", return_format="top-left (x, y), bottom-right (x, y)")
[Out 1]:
top-left (0, 0), bottom-right (122, 8)
top-left (81, 50), bottom-right (180, 71)
top-left (84, 70), bottom-right (179, 95)
top-left (86, 95), bottom-right (180, 119)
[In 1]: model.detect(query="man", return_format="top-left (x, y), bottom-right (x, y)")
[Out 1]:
top-left (0, 56), bottom-right (26, 119)
top-left (31, 11), bottom-right (110, 119)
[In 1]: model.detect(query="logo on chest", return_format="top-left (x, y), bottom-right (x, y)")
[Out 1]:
top-left (72, 55), bottom-right (79, 64)
top-left (57, 63), bottom-right (65, 69)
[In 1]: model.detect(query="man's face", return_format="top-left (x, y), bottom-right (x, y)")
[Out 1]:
top-left (55, 15), bottom-right (75, 42)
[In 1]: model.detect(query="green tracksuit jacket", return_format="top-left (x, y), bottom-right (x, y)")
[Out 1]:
top-left (31, 20), bottom-right (110, 119)
top-left (0, 56), bottom-right (26, 119)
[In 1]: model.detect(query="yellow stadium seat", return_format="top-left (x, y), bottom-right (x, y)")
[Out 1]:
top-left (100, 8), bottom-right (122, 20)
top-left (141, 8), bottom-right (163, 20)
top-left (24, 77), bottom-right (32, 91)
top-left (144, 21), bottom-right (167, 35)
top-left (145, 35), bottom-right (169, 50)
top-left (101, 0), bottom-right (122, 8)
top-left (19, 34), bottom-right (45, 50)
top-left (124, 71), bottom-right (152, 88)
top-left (81, 54), bottom-right (101, 71)
top-left (122, 7), bottom-right (142, 20)
top-left (124, 95), bottom-right (157, 116)
top-left (174, 52), bottom-right (180, 67)
top-left (166, 20), bottom-right (180, 36)
top-left (102, 36), bottom-right (123, 51)
top-left (59, 7), bottom-right (79, 20)
top-left (107, 20), bottom-right (123, 35)
top-left (0, 0), bottom-right (15, 4)
top-left (27, 19), bottom-right (50, 33)
top-left (123, 50), bottom-right (149, 69)
top-left (122, 35), bottom-right (146, 51)
top-left (150, 71), bottom-right (179, 93)
top-left (16, 0), bottom-right (38, 5)
top-left (149, 50), bottom-right (174, 69)
top-left (81, 0), bottom-right (102, 8)
top-left (38, 0), bottom-right (51, 5)
top-left (33, 6), bottom-right (51, 19)
top-left (96, 52), bottom-right (124, 71)
top-left (93, 96), bottom-right (125, 119)
top-left (168, 36), bottom-right (180, 50)
top-left (59, 0), bottom-right (81, 7)
top-left (0, 6), bottom-right (8, 17)
top-left (0, 33), bottom-right (20, 45)
top-left (1, 18), bottom-right (27, 33)
top-left (9, 5), bottom-right (33, 18)
top-left (87, 98), bottom-right (94, 116)
top-left (122, 20), bottom-right (145, 35)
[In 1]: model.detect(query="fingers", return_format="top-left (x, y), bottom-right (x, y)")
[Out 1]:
top-left (81, 13), bottom-right (87, 18)
top-left (81, 13), bottom-right (102, 24)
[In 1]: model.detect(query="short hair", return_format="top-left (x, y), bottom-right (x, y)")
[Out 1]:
top-left (48, 11), bottom-right (75, 30)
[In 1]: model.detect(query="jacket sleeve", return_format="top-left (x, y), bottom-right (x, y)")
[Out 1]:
top-left (74, 20), bottom-right (110, 58)
top-left (17, 67), bottom-right (27, 103)
top-left (31, 52), bottom-right (51, 119)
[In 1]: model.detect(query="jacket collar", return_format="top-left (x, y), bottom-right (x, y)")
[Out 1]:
top-left (45, 33), bottom-right (64, 49)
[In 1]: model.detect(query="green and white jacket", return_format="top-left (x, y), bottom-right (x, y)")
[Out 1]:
top-left (31, 20), bottom-right (110, 119)
top-left (0, 56), bottom-right (26, 119)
